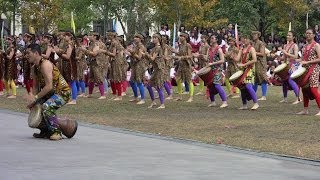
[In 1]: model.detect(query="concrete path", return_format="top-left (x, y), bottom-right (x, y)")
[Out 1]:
top-left (0, 110), bottom-right (320, 180)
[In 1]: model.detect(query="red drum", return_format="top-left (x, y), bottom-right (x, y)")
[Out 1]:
top-left (290, 67), bottom-right (308, 88)
top-left (274, 63), bottom-right (289, 80)
top-left (197, 67), bottom-right (214, 86)
top-left (229, 70), bottom-right (245, 88)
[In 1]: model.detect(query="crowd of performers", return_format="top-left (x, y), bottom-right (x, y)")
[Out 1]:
top-left (0, 26), bottom-right (320, 116)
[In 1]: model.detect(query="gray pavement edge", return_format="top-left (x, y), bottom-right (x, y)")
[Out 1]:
top-left (2, 108), bottom-right (320, 167)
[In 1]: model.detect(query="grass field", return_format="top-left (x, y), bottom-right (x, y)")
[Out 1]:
top-left (1, 85), bottom-right (320, 160)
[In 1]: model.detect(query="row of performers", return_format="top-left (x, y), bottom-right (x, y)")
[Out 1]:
top-left (1, 29), bottom-right (320, 115)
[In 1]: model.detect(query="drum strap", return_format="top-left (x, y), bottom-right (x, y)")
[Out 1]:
top-left (301, 41), bottom-right (317, 86)
top-left (285, 43), bottom-right (295, 61)
top-left (209, 46), bottom-right (220, 63)
top-left (241, 46), bottom-right (252, 64)
top-left (235, 46), bottom-right (253, 87)
top-left (303, 41), bottom-right (316, 61)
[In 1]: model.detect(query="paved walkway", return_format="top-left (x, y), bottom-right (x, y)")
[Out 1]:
top-left (1, 110), bottom-right (320, 180)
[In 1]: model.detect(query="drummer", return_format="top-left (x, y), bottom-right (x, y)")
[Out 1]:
top-left (296, 28), bottom-right (320, 116)
top-left (234, 35), bottom-right (259, 110)
top-left (277, 31), bottom-right (300, 104)
top-left (206, 34), bottom-right (228, 108)
top-left (24, 44), bottom-right (71, 140)
top-left (193, 34), bottom-right (210, 95)
top-left (224, 37), bottom-right (240, 98)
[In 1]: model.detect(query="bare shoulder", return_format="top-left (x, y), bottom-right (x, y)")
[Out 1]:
top-left (41, 60), bottom-right (53, 73)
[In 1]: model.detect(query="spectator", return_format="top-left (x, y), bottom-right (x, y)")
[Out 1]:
top-left (160, 23), bottom-right (170, 39)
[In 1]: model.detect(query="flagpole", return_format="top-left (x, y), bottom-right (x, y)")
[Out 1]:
top-left (306, 13), bottom-right (309, 29)
top-left (235, 24), bottom-right (239, 48)
top-left (172, 22), bottom-right (176, 49)
top-left (1, 20), bottom-right (4, 51)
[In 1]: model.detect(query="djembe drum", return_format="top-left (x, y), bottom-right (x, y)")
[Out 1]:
top-left (197, 67), bottom-right (214, 86)
top-left (290, 67), bottom-right (308, 88)
top-left (274, 63), bottom-right (290, 80)
top-left (229, 70), bottom-right (245, 88)
top-left (28, 104), bottom-right (78, 138)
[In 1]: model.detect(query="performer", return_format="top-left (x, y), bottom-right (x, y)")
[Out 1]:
top-left (82, 32), bottom-right (106, 99)
top-left (161, 34), bottom-right (173, 100)
top-left (3, 36), bottom-right (17, 98)
top-left (41, 33), bottom-right (55, 65)
top-left (101, 31), bottom-right (125, 101)
top-left (277, 31), bottom-right (300, 104)
top-left (98, 35), bottom-right (109, 96)
top-left (296, 29), bottom-right (320, 116)
top-left (21, 33), bottom-right (34, 94)
top-left (174, 32), bottom-right (194, 102)
top-left (117, 35), bottom-right (129, 96)
top-left (224, 37), bottom-right (240, 98)
top-left (235, 35), bottom-right (259, 110)
top-left (127, 33), bottom-right (147, 104)
top-left (24, 44), bottom-right (71, 140)
top-left (55, 30), bottom-right (67, 72)
top-left (252, 31), bottom-right (268, 101)
top-left (55, 31), bottom-right (77, 104)
top-left (75, 35), bottom-right (87, 97)
top-left (206, 34), bottom-right (228, 108)
top-left (194, 34), bottom-right (210, 95)
top-left (142, 33), bottom-right (166, 109)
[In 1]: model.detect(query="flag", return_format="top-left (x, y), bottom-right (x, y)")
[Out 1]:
top-left (289, 22), bottom-right (292, 31)
top-left (235, 24), bottom-right (239, 48)
top-left (112, 19), bottom-right (116, 32)
top-left (29, 25), bottom-right (35, 34)
top-left (71, 11), bottom-right (76, 34)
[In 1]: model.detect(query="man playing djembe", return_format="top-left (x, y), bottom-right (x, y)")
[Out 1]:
top-left (24, 44), bottom-right (71, 140)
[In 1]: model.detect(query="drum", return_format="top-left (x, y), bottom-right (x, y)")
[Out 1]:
top-left (229, 70), bottom-right (244, 88)
top-left (57, 118), bottom-right (78, 139)
top-left (27, 104), bottom-right (78, 138)
top-left (197, 67), bottom-right (214, 86)
top-left (274, 63), bottom-right (289, 80)
top-left (290, 67), bottom-right (308, 87)
top-left (28, 104), bottom-right (42, 128)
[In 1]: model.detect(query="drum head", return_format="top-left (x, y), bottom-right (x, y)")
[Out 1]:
top-left (197, 67), bottom-right (211, 76)
top-left (28, 104), bottom-right (42, 128)
top-left (229, 70), bottom-right (244, 81)
top-left (290, 67), bottom-right (306, 79)
top-left (274, 63), bottom-right (287, 73)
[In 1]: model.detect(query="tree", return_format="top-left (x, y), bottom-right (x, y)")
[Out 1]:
top-left (19, 0), bottom-right (63, 33)
top-left (267, 0), bottom-right (309, 34)
top-left (151, 0), bottom-right (225, 30)
top-left (56, 0), bottom-right (94, 34)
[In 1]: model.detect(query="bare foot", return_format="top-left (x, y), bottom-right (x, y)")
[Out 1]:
top-left (238, 106), bottom-right (248, 110)
top-left (258, 96), bottom-right (266, 101)
top-left (296, 110), bottom-right (309, 115)
top-left (67, 100), bottom-right (77, 105)
top-left (208, 102), bottom-right (217, 107)
top-left (148, 102), bottom-right (157, 108)
top-left (7, 95), bottom-right (16, 99)
top-left (186, 97), bottom-right (193, 102)
top-left (137, 100), bottom-right (145, 105)
top-left (251, 103), bottom-right (259, 110)
top-left (220, 102), bottom-right (228, 108)
top-left (156, 104), bottom-right (165, 109)
top-left (98, 96), bottom-right (106, 100)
